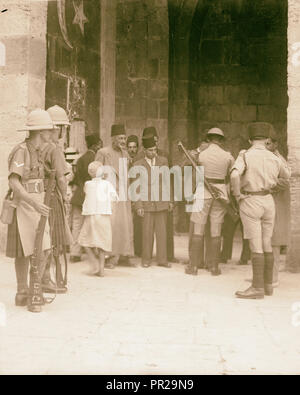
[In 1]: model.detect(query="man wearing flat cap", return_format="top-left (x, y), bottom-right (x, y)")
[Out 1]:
top-left (96, 124), bottom-right (134, 267)
top-left (231, 122), bottom-right (290, 300)
top-left (186, 127), bottom-right (235, 277)
top-left (134, 136), bottom-right (173, 268)
top-left (127, 135), bottom-right (139, 165)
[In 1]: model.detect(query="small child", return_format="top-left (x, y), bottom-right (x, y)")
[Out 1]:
top-left (78, 161), bottom-right (118, 276)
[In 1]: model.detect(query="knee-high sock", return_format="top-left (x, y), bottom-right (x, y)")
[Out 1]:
top-left (189, 236), bottom-right (203, 268)
top-left (210, 237), bottom-right (222, 267)
top-left (15, 259), bottom-right (29, 293)
top-left (272, 247), bottom-right (280, 283)
top-left (264, 252), bottom-right (274, 285)
top-left (252, 253), bottom-right (265, 289)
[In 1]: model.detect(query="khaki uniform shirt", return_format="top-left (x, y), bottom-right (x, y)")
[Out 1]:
top-left (197, 143), bottom-right (235, 200)
top-left (232, 146), bottom-right (290, 192)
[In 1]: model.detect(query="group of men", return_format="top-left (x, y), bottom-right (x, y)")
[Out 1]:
top-left (184, 123), bottom-right (290, 300)
top-left (5, 105), bottom-right (291, 313)
top-left (70, 124), bottom-right (177, 270)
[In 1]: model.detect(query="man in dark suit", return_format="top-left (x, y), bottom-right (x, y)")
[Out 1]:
top-left (134, 136), bottom-right (173, 268)
top-left (70, 134), bottom-right (102, 262)
top-left (134, 127), bottom-right (178, 263)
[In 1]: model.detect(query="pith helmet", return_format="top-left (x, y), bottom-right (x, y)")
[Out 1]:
top-left (248, 122), bottom-right (274, 140)
top-left (18, 109), bottom-right (55, 131)
top-left (206, 127), bottom-right (225, 138)
top-left (47, 105), bottom-right (71, 126)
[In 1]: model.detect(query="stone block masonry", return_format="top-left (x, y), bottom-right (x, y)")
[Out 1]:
top-left (116, 0), bottom-right (169, 152)
top-left (0, 1), bottom-right (48, 250)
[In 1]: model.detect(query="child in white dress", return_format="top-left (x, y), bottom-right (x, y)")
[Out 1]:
top-left (78, 161), bottom-right (118, 276)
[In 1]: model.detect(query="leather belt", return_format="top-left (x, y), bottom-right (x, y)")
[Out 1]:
top-left (243, 190), bottom-right (270, 196)
top-left (22, 179), bottom-right (44, 194)
top-left (206, 178), bottom-right (226, 184)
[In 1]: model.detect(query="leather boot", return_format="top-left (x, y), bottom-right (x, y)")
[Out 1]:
top-left (210, 237), bottom-right (222, 276)
top-left (235, 253), bottom-right (265, 299)
top-left (28, 257), bottom-right (44, 313)
top-left (198, 236), bottom-right (205, 269)
top-left (185, 235), bottom-right (203, 275)
top-left (264, 252), bottom-right (274, 296)
top-left (15, 259), bottom-right (29, 307)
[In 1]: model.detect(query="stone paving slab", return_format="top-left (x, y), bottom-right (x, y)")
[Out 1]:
top-left (0, 236), bottom-right (300, 375)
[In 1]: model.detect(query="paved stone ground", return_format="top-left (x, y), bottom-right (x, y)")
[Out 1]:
top-left (0, 234), bottom-right (300, 375)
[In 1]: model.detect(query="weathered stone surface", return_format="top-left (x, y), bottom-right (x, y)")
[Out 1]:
top-left (198, 86), bottom-right (224, 105)
top-left (0, 0), bottom-right (48, 251)
top-left (198, 105), bottom-right (231, 122)
top-left (116, 0), bottom-right (169, 144)
top-left (231, 105), bottom-right (257, 122)
top-left (247, 86), bottom-right (270, 105)
top-left (224, 85), bottom-right (248, 105)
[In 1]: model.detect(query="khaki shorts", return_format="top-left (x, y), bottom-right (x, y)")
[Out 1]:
top-left (239, 195), bottom-right (275, 240)
top-left (190, 198), bottom-right (227, 237)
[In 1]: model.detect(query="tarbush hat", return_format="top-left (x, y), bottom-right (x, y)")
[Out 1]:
top-left (248, 122), bottom-right (274, 140)
top-left (142, 127), bottom-right (158, 139)
top-left (143, 136), bottom-right (156, 149)
top-left (111, 124), bottom-right (126, 137)
top-left (18, 109), bottom-right (56, 131)
top-left (47, 105), bottom-right (71, 126)
top-left (206, 128), bottom-right (225, 138)
top-left (127, 135), bottom-right (139, 146)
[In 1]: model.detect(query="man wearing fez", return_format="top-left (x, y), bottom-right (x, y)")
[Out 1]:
top-left (134, 136), bottom-right (173, 268)
top-left (231, 122), bottom-right (290, 300)
top-left (96, 124), bottom-right (134, 267)
top-left (135, 127), bottom-right (178, 263)
top-left (70, 134), bottom-right (103, 263)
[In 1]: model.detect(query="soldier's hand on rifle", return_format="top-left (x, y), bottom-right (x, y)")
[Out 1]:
top-left (137, 208), bottom-right (145, 218)
top-left (34, 201), bottom-right (51, 217)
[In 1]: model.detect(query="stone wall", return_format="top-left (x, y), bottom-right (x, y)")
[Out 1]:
top-left (46, 0), bottom-right (100, 134)
top-left (115, 0), bottom-right (169, 151)
top-left (287, 0), bottom-right (300, 272)
top-left (0, 0), bottom-right (48, 250)
top-left (190, 0), bottom-right (288, 158)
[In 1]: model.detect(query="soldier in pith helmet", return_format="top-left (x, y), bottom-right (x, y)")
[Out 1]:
top-left (38, 105), bottom-right (73, 294)
top-left (6, 109), bottom-right (53, 312)
top-left (186, 127), bottom-right (235, 277)
top-left (231, 122), bottom-right (290, 300)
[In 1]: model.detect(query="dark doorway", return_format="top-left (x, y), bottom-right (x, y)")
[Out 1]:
top-left (169, 0), bottom-right (288, 158)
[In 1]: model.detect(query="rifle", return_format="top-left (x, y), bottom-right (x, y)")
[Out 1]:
top-left (28, 170), bottom-right (56, 312)
top-left (178, 141), bottom-right (240, 223)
